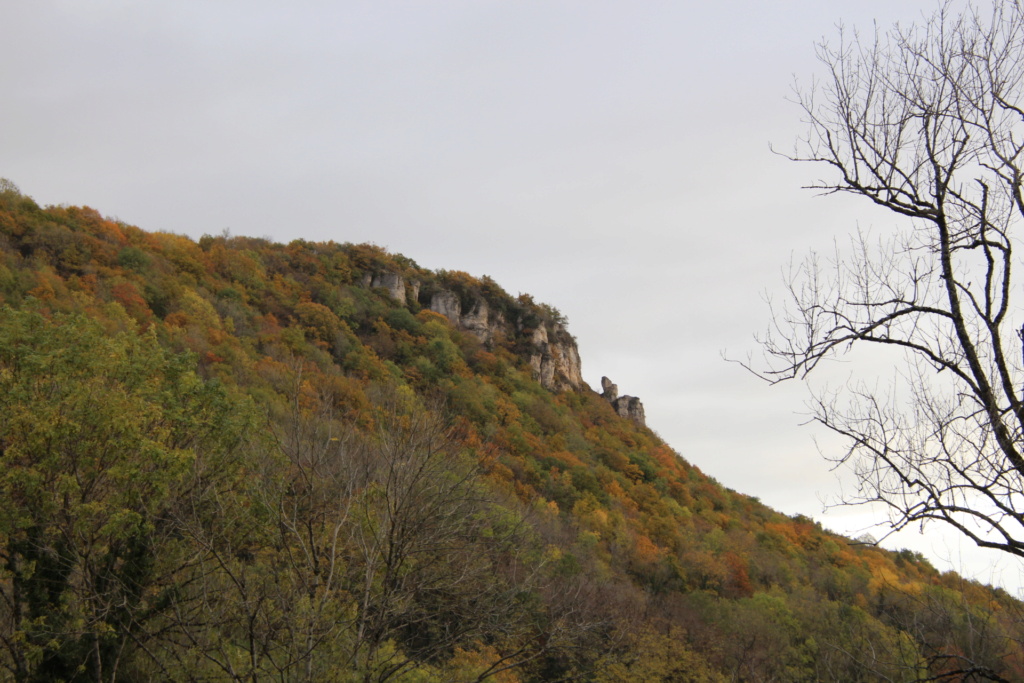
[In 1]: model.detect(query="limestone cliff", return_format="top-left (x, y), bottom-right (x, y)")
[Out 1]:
top-left (429, 289), bottom-right (462, 322)
top-left (425, 286), bottom-right (585, 393)
top-left (427, 291), bottom-right (505, 346)
top-left (355, 266), bottom-right (596, 398)
top-left (362, 271), bottom-right (409, 304)
top-left (527, 323), bottom-right (585, 394)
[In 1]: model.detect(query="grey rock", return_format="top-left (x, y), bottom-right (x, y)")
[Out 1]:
top-left (600, 376), bottom-right (618, 401)
top-left (460, 297), bottom-right (494, 343)
top-left (601, 376), bottom-right (646, 427)
top-left (429, 290), bottom-right (462, 321)
top-left (529, 323), bottom-right (585, 393)
top-left (371, 272), bottom-right (406, 303)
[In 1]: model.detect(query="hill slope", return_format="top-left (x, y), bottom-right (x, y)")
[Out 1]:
top-left (0, 180), bottom-right (1021, 681)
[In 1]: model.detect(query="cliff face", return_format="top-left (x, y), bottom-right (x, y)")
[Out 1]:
top-left (361, 269), bottom-right (646, 411)
top-left (361, 270), bottom-right (425, 306)
top-left (527, 323), bottom-right (584, 394)
top-left (424, 284), bottom-right (585, 393)
top-left (362, 269), bottom-right (588, 394)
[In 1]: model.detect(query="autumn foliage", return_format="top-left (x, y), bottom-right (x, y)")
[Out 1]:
top-left (0, 181), bottom-right (1021, 681)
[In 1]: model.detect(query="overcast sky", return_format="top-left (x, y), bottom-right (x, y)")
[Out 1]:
top-left (3, 0), bottom-right (1019, 594)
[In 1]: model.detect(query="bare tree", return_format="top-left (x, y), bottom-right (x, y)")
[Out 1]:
top-left (346, 386), bottom-right (534, 682)
top-left (754, 0), bottom-right (1024, 558)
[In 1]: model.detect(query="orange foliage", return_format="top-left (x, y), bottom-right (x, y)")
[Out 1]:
top-left (724, 552), bottom-right (754, 598)
top-left (764, 520), bottom-right (818, 550)
top-left (633, 534), bottom-right (664, 564)
top-left (548, 449), bottom-right (586, 469)
top-left (28, 271), bottom-right (63, 301)
top-left (471, 349), bottom-right (500, 373)
top-left (605, 479), bottom-right (638, 513)
top-left (486, 461), bottom-right (516, 485)
top-left (651, 443), bottom-right (685, 475)
top-left (164, 312), bottom-right (188, 328)
top-left (74, 273), bottom-right (99, 294)
top-left (110, 281), bottom-right (151, 323)
top-left (416, 309), bottom-right (449, 325)
top-left (204, 351), bottom-right (225, 364)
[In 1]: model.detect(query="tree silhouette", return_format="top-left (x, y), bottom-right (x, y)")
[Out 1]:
top-left (756, 0), bottom-right (1024, 559)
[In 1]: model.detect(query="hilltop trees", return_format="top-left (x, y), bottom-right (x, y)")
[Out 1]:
top-left (757, 1), bottom-right (1024, 557)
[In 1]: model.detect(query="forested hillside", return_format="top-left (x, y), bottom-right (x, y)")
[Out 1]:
top-left (0, 180), bottom-right (1021, 681)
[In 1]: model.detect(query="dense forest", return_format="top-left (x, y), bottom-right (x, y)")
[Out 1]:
top-left (0, 179), bottom-right (1021, 682)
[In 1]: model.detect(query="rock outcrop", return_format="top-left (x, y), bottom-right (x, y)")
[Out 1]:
top-left (429, 290), bottom-right (462, 322)
top-left (601, 376), bottom-right (646, 427)
top-left (460, 297), bottom-right (501, 344)
top-left (429, 293), bottom-right (504, 345)
top-left (358, 269), bottom-right (587, 394)
top-left (354, 264), bottom-right (646, 428)
top-left (529, 324), bottom-right (585, 393)
top-left (363, 271), bottom-right (408, 303)
top-left (426, 287), bottom-right (585, 393)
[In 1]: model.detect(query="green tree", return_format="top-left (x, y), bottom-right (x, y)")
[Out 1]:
top-left (592, 626), bottom-right (725, 683)
top-left (0, 307), bottom-right (247, 682)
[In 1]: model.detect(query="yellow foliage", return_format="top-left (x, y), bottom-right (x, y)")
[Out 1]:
top-left (415, 309), bottom-right (449, 326)
top-left (594, 627), bottom-right (726, 683)
top-left (177, 288), bottom-right (222, 330)
top-left (444, 645), bottom-right (522, 683)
